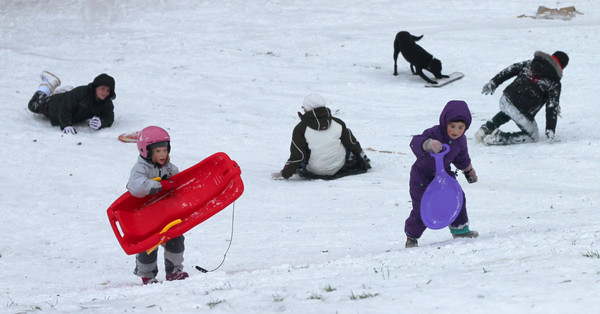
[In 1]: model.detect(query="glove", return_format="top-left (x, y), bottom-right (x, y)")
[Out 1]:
top-left (463, 167), bottom-right (478, 183)
top-left (62, 126), bottom-right (77, 134)
top-left (360, 151), bottom-right (372, 169)
top-left (545, 130), bottom-right (555, 144)
top-left (89, 116), bottom-right (101, 130)
top-left (481, 81), bottom-right (497, 95)
top-left (271, 172), bottom-right (284, 180)
top-left (160, 179), bottom-right (177, 191)
top-left (423, 139), bottom-right (442, 153)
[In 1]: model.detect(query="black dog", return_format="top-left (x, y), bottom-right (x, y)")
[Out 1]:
top-left (393, 31), bottom-right (448, 84)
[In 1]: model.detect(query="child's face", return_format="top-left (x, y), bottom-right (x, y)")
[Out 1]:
top-left (152, 147), bottom-right (169, 165)
top-left (447, 121), bottom-right (466, 139)
top-left (96, 85), bottom-right (110, 100)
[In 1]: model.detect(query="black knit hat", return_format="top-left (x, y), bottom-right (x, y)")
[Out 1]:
top-left (89, 73), bottom-right (116, 100)
top-left (552, 51), bottom-right (569, 69)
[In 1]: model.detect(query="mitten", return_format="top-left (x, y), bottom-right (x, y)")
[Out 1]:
top-left (463, 167), bottom-right (478, 183)
top-left (271, 172), bottom-right (284, 180)
top-left (62, 126), bottom-right (77, 134)
top-left (423, 139), bottom-right (442, 153)
top-left (360, 150), bottom-right (372, 169)
top-left (545, 130), bottom-right (555, 144)
top-left (89, 116), bottom-right (102, 130)
top-left (481, 81), bottom-right (497, 95)
top-left (160, 179), bottom-right (177, 191)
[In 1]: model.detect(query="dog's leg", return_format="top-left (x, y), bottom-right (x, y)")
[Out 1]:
top-left (393, 51), bottom-right (399, 76)
top-left (410, 64), bottom-right (417, 75)
top-left (416, 68), bottom-right (437, 84)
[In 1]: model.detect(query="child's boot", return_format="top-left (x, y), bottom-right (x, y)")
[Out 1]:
top-left (166, 270), bottom-right (189, 281)
top-left (37, 71), bottom-right (61, 96)
top-left (142, 277), bottom-right (159, 285)
top-left (482, 129), bottom-right (501, 145)
top-left (452, 231), bottom-right (479, 238)
top-left (451, 226), bottom-right (479, 239)
top-left (405, 237), bottom-right (419, 248)
top-left (474, 122), bottom-right (496, 142)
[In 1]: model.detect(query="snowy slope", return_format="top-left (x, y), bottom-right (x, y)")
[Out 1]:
top-left (1, 0), bottom-right (599, 312)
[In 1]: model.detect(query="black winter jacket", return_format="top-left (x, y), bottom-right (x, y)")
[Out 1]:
top-left (491, 51), bottom-right (563, 132)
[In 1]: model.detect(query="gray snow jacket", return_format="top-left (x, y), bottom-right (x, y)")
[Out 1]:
top-left (126, 156), bottom-right (179, 198)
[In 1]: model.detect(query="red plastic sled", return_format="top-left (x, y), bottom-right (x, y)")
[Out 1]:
top-left (118, 131), bottom-right (140, 143)
top-left (107, 152), bottom-right (244, 255)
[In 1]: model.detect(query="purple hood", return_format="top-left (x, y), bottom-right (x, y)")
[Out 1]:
top-left (438, 100), bottom-right (472, 142)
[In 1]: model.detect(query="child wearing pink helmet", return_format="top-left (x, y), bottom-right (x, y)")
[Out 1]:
top-left (126, 126), bottom-right (189, 284)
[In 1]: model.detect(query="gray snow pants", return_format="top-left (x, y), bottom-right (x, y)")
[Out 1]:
top-left (134, 235), bottom-right (185, 279)
top-left (486, 94), bottom-right (539, 145)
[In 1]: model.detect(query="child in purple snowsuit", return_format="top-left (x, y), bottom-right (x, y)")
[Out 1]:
top-left (405, 100), bottom-right (479, 248)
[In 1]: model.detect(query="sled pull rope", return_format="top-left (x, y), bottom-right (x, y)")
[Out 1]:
top-left (195, 201), bottom-right (236, 273)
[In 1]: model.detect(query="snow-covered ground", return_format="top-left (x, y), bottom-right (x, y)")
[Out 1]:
top-left (1, 0), bottom-right (599, 312)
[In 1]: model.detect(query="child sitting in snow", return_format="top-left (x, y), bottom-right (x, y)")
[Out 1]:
top-left (271, 93), bottom-right (371, 180)
top-left (27, 71), bottom-right (116, 134)
top-left (405, 100), bottom-right (478, 248)
top-left (126, 126), bottom-right (189, 284)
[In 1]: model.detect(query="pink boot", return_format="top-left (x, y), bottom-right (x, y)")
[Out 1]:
top-left (142, 277), bottom-right (159, 285)
top-left (166, 271), bottom-right (189, 281)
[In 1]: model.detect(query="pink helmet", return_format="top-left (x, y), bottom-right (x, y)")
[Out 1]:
top-left (137, 126), bottom-right (171, 159)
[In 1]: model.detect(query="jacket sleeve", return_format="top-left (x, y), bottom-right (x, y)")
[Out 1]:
top-left (410, 134), bottom-right (429, 157)
top-left (98, 100), bottom-right (115, 128)
top-left (451, 139), bottom-right (472, 170)
top-left (490, 60), bottom-right (529, 87)
top-left (335, 118), bottom-right (363, 155)
top-left (57, 89), bottom-right (85, 129)
top-left (126, 163), bottom-right (161, 198)
top-left (281, 123), bottom-right (308, 179)
top-left (545, 82), bottom-right (562, 133)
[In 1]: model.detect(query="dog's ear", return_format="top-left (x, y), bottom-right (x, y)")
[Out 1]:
top-left (430, 59), bottom-right (442, 72)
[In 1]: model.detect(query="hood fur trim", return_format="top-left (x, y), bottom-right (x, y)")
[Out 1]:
top-left (534, 51), bottom-right (562, 78)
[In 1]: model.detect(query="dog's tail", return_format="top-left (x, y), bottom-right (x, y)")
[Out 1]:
top-left (412, 34), bottom-right (424, 42)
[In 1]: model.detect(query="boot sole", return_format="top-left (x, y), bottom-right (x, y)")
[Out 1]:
top-left (41, 71), bottom-right (61, 87)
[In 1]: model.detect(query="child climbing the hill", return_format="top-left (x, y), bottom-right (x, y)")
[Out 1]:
top-left (126, 126), bottom-right (189, 284)
top-left (404, 100), bottom-right (479, 248)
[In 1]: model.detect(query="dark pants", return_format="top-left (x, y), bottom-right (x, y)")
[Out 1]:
top-left (298, 150), bottom-right (368, 180)
top-left (134, 235), bottom-right (185, 278)
top-left (28, 91), bottom-right (49, 115)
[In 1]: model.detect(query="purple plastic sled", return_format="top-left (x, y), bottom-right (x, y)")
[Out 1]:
top-left (420, 144), bottom-right (464, 229)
